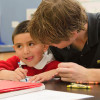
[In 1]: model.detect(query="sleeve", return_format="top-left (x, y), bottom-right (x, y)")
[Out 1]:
top-left (43, 60), bottom-right (60, 71)
top-left (0, 56), bottom-right (20, 71)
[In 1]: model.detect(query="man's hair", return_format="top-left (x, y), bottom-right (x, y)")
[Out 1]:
top-left (28, 0), bottom-right (88, 44)
top-left (12, 20), bottom-right (29, 44)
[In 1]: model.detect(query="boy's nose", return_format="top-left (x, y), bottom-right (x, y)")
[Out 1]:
top-left (23, 47), bottom-right (30, 54)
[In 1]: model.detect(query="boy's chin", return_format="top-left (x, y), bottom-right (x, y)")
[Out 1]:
top-left (27, 63), bottom-right (35, 67)
top-left (27, 65), bottom-right (34, 67)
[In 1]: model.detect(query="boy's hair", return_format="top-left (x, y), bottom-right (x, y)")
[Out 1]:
top-left (28, 0), bottom-right (88, 44)
top-left (12, 20), bottom-right (29, 44)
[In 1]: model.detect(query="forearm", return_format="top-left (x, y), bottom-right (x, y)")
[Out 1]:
top-left (29, 69), bottom-right (59, 82)
top-left (49, 69), bottom-right (60, 77)
top-left (0, 70), bottom-right (12, 80)
top-left (45, 69), bottom-right (58, 76)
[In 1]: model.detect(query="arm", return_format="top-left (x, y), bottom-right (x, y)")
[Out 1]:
top-left (57, 62), bottom-right (100, 83)
top-left (0, 56), bottom-right (19, 70)
top-left (29, 69), bottom-right (57, 83)
top-left (29, 60), bottom-right (60, 83)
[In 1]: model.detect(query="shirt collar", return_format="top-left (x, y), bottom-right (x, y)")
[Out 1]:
top-left (19, 51), bottom-right (55, 70)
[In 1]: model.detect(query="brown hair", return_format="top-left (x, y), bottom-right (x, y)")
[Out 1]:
top-left (28, 0), bottom-right (88, 44)
top-left (12, 20), bottom-right (29, 44)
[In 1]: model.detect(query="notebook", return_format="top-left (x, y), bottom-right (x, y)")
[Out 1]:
top-left (0, 80), bottom-right (45, 99)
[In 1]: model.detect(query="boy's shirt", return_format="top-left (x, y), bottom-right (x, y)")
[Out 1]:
top-left (0, 56), bottom-right (60, 76)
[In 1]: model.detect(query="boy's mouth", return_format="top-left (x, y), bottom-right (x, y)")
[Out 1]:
top-left (25, 56), bottom-right (33, 61)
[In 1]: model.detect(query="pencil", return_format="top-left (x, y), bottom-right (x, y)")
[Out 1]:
top-left (18, 62), bottom-right (27, 82)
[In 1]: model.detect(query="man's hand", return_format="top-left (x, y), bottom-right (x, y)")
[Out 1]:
top-left (57, 62), bottom-right (90, 83)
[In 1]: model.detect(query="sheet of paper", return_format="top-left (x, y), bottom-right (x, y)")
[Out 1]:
top-left (1, 90), bottom-right (94, 100)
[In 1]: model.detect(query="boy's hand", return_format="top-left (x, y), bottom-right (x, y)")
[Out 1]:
top-left (0, 68), bottom-right (27, 81)
top-left (14, 68), bottom-right (28, 81)
top-left (29, 69), bottom-right (57, 83)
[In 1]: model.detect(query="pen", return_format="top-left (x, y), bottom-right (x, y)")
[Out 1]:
top-left (18, 62), bottom-right (27, 82)
top-left (67, 83), bottom-right (92, 89)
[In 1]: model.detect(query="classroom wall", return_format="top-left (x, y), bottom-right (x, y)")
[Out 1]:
top-left (78, 0), bottom-right (100, 13)
top-left (0, 0), bottom-right (41, 45)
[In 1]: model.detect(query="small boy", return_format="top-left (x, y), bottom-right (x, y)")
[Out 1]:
top-left (0, 20), bottom-right (60, 82)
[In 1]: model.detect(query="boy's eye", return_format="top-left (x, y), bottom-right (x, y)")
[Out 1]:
top-left (17, 45), bottom-right (22, 48)
top-left (29, 43), bottom-right (34, 46)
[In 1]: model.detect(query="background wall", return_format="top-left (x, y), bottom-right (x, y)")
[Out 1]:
top-left (78, 0), bottom-right (100, 13)
top-left (0, 0), bottom-right (41, 46)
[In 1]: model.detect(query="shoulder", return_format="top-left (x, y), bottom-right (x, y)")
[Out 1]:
top-left (87, 12), bottom-right (100, 21)
top-left (46, 60), bottom-right (60, 68)
top-left (43, 60), bottom-right (60, 71)
top-left (6, 55), bottom-right (20, 62)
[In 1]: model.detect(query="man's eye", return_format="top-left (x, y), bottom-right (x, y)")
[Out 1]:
top-left (29, 43), bottom-right (34, 46)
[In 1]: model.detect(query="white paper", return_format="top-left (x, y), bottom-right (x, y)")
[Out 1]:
top-left (1, 90), bottom-right (94, 100)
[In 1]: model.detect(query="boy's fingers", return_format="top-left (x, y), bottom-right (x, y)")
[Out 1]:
top-left (29, 76), bottom-right (42, 83)
top-left (19, 69), bottom-right (28, 76)
top-left (14, 74), bottom-right (23, 81)
top-left (32, 77), bottom-right (41, 83)
top-left (38, 79), bottom-right (45, 83)
top-left (15, 69), bottom-right (27, 79)
top-left (29, 76), bottom-right (37, 82)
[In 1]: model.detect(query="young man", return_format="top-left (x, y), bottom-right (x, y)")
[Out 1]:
top-left (28, 0), bottom-right (100, 83)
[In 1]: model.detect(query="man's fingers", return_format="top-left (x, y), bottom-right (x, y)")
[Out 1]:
top-left (57, 68), bottom-right (73, 74)
top-left (58, 73), bottom-right (72, 78)
top-left (58, 62), bottom-right (76, 68)
top-left (61, 77), bottom-right (75, 82)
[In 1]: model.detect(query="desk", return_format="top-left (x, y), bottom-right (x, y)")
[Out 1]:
top-left (44, 78), bottom-right (100, 100)
top-left (0, 52), bottom-right (15, 60)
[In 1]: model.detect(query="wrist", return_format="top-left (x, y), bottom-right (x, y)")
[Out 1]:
top-left (87, 69), bottom-right (100, 82)
top-left (0, 70), bottom-right (12, 80)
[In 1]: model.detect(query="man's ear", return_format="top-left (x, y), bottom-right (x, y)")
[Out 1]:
top-left (43, 45), bottom-right (49, 52)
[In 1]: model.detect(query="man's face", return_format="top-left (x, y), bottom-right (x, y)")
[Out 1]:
top-left (50, 32), bottom-right (78, 49)
top-left (51, 41), bottom-right (72, 49)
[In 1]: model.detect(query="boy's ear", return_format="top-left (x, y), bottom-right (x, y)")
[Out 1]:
top-left (43, 45), bottom-right (49, 52)
top-left (13, 45), bottom-right (16, 51)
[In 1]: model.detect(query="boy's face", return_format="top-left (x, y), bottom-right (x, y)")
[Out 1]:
top-left (13, 33), bottom-right (48, 67)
